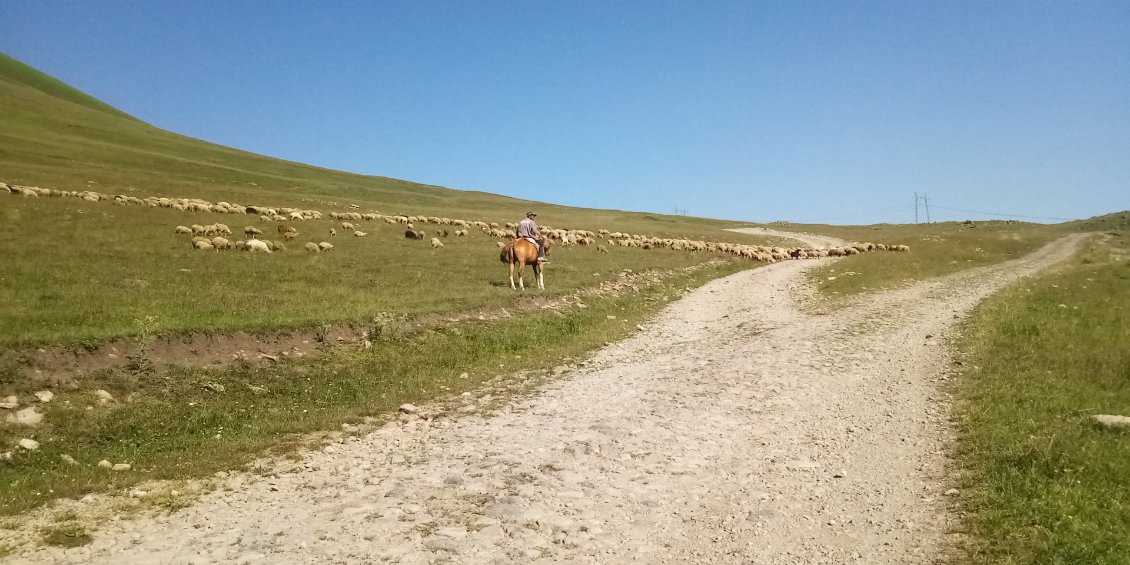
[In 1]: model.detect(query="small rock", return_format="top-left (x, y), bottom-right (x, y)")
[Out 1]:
top-left (98, 459), bottom-right (112, 469)
top-left (5, 407), bottom-right (43, 426)
top-left (399, 403), bottom-right (419, 414)
top-left (129, 489), bottom-right (148, 498)
top-left (833, 470), bottom-right (847, 478)
top-left (259, 354), bottom-right (279, 362)
top-left (944, 488), bottom-right (959, 496)
top-left (0, 395), bottom-right (17, 409)
top-left (34, 390), bottom-right (54, 403)
top-left (203, 382), bottom-right (225, 393)
top-left (606, 315), bottom-right (617, 320)
top-left (94, 389), bottom-right (114, 403)
top-left (1092, 414), bottom-right (1130, 430)
top-left (60, 454), bottom-right (78, 465)
top-left (458, 372), bottom-right (469, 379)
top-left (112, 463), bottom-right (132, 471)
top-left (18, 438), bottom-right (40, 450)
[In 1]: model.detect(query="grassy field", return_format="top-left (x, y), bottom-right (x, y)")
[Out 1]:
top-left (951, 230), bottom-right (1130, 563)
top-left (775, 221), bottom-right (1062, 300)
top-left (0, 260), bottom-right (744, 516)
top-left (0, 194), bottom-right (758, 347)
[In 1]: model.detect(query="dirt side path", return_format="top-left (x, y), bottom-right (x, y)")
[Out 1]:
top-left (4, 235), bottom-right (1086, 565)
top-left (726, 227), bottom-right (848, 248)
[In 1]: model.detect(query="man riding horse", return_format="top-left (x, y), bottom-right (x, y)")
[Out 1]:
top-left (516, 211), bottom-right (549, 263)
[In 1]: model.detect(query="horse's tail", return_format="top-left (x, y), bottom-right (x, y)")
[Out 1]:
top-left (500, 242), bottom-right (514, 264)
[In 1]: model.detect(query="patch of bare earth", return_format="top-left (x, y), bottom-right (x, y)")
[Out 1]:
top-left (8, 261), bottom-right (726, 388)
top-left (1, 236), bottom-right (1085, 564)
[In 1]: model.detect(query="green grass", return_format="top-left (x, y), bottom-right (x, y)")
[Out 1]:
top-left (794, 221), bottom-right (1060, 300)
top-left (952, 231), bottom-right (1130, 563)
top-left (0, 259), bottom-right (744, 515)
top-left (40, 523), bottom-right (93, 548)
top-left (0, 195), bottom-right (758, 347)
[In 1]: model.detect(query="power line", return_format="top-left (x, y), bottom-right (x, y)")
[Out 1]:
top-left (927, 204), bottom-right (1073, 222)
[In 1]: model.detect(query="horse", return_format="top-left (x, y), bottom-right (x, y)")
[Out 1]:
top-left (500, 238), bottom-right (552, 290)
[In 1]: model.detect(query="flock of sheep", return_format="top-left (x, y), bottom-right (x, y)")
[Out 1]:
top-left (2, 181), bottom-right (910, 262)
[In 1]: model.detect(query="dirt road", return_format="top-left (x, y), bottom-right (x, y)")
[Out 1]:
top-left (5, 235), bottom-right (1085, 565)
top-left (726, 227), bottom-right (847, 248)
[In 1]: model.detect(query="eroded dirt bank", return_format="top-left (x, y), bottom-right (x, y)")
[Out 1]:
top-left (3, 235), bottom-right (1085, 565)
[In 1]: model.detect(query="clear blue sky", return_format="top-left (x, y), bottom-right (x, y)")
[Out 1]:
top-left (2, 1), bottom-right (1127, 224)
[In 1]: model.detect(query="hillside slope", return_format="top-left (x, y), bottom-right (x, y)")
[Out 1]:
top-left (0, 53), bottom-right (748, 237)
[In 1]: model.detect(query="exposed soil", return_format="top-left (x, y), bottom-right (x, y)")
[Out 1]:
top-left (726, 227), bottom-right (848, 248)
top-left (3, 261), bottom-right (727, 390)
top-left (1, 236), bottom-right (1085, 564)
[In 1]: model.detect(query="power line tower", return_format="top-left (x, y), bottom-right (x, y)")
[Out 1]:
top-left (914, 193), bottom-right (931, 224)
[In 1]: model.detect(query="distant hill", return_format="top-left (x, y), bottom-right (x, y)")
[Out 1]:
top-left (1064, 211), bottom-right (1130, 233)
top-left (0, 52), bottom-right (745, 236)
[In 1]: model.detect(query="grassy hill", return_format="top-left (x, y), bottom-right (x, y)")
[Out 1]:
top-left (0, 52), bottom-right (755, 239)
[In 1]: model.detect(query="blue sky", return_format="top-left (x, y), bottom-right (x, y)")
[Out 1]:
top-left (2, 1), bottom-right (1127, 224)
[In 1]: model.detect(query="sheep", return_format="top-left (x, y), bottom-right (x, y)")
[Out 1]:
top-left (598, 245), bottom-right (609, 253)
top-left (438, 229), bottom-right (449, 238)
top-left (235, 240), bottom-right (249, 251)
top-left (175, 225), bottom-right (192, 235)
top-left (353, 230), bottom-right (368, 237)
top-left (404, 230), bottom-right (422, 240)
top-left (192, 239), bottom-right (215, 251)
top-left (244, 226), bottom-right (263, 237)
top-left (246, 239), bottom-right (271, 253)
top-left (283, 231), bottom-right (299, 241)
top-left (497, 241), bottom-right (506, 249)
top-left (329, 228), bottom-right (337, 236)
top-left (277, 224), bottom-right (297, 235)
top-left (431, 238), bottom-right (444, 248)
top-left (305, 242), bottom-right (320, 252)
top-left (318, 242), bottom-right (334, 251)
top-left (215, 223), bottom-right (232, 235)
top-left (211, 237), bottom-right (232, 250)
top-left (341, 222), bottom-right (355, 231)
top-left (268, 240), bottom-right (286, 252)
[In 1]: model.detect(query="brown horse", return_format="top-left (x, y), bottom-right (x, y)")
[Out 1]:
top-left (500, 238), bottom-right (552, 290)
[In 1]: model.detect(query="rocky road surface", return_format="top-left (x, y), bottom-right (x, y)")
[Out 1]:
top-left (726, 227), bottom-right (847, 248)
top-left (4, 235), bottom-right (1085, 565)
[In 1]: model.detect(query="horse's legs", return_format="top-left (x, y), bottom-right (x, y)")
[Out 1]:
top-left (537, 264), bottom-right (544, 290)
top-left (518, 262), bottom-right (526, 290)
top-left (509, 261), bottom-right (516, 289)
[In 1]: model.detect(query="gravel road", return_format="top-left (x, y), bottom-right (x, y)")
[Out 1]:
top-left (4, 235), bottom-right (1085, 565)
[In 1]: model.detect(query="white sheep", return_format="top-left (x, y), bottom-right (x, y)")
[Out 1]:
top-left (175, 225), bottom-right (192, 235)
top-left (305, 242), bottom-right (320, 252)
top-left (318, 242), bottom-right (334, 251)
top-left (431, 238), bottom-right (444, 248)
top-left (329, 228), bottom-right (337, 236)
top-left (192, 239), bottom-right (215, 251)
top-left (354, 230), bottom-right (368, 237)
top-left (245, 226), bottom-right (263, 237)
top-left (341, 222), bottom-right (355, 231)
top-left (246, 239), bottom-right (271, 253)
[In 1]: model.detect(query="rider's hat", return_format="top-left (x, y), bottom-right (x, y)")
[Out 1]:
top-left (526, 211), bottom-right (537, 217)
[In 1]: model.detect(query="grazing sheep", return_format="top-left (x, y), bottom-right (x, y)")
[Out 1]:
top-left (215, 223), bottom-right (232, 235)
top-left (598, 245), bottom-right (609, 253)
top-left (211, 237), bottom-right (232, 250)
top-left (329, 228), bottom-right (337, 236)
top-left (244, 226), bottom-right (263, 237)
top-left (192, 239), bottom-right (215, 251)
top-left (318, 242), bottom-right (334, 251)
top-left (175, 225), bottom-right (192, 235)
top-left (353, 230), bottom-right (368, 237)
top-left (283, 231), bottom-right (299, 241)
top-left (277, 224), bottom-right (297, 235)
top-left (246, 239), bottom-right (271, 253)
top-left (431, 238), bottom-right (444, 248)
top-left (497, 241), bottom-right (506, 249)
top-left (404, 230), bottom-right (423, 240)
top-left (191, 224), bottom-right (206, 236)
top-left (235, 240), bottom-right (249, 251)
top-left (268, 240), bottom-right (286, 252)
top-left (305, 242), bottom-right (320, 252)
top-left (341, 222), bottom-right (355, 231)
top-left (438, 229), bottom-right (449, 238)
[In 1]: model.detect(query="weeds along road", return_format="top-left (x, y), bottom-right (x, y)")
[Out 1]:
top-left (6, 235), bottom-right (1086, 565)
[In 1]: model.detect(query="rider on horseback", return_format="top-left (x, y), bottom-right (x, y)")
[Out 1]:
top-left (516, 211), bottom-right (549, 263)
